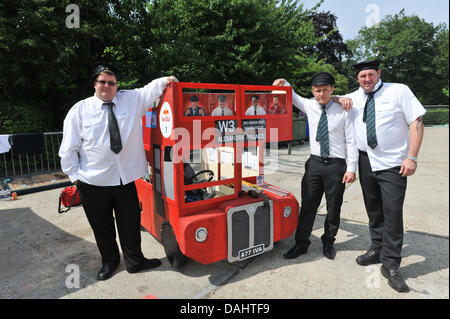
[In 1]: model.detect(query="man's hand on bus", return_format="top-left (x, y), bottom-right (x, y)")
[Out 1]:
top-left (166, 76), bottom-right (179, 84)
top-left (272, 78), bottom-right (287, 87)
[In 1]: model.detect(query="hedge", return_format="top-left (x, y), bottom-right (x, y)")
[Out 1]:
top-left (423, 108), bottom-right (449, 125)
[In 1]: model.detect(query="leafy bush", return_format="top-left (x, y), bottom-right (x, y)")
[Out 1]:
top-left (0, 101), bottom-right (56, 134)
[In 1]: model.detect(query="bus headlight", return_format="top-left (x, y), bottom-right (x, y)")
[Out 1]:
top-left (283, 206), bottom-right (292, 218)
top-left (195, 227), bottom-right (208, 242)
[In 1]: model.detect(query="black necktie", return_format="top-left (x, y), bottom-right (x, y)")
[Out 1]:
top-left (104, 102), bottom-right (122, 154)
top-left (363, 83), bottom-right (383, 149)
top-left (316, 105), bottom-right (329, 158)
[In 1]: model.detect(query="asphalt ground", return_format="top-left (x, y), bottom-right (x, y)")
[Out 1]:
top-left (0, 127), bottom-right (448, 304)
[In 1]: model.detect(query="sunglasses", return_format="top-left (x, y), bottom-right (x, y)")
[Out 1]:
top-left (95, 80), bottom-right (118, 86)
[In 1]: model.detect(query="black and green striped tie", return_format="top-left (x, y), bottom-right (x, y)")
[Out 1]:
top-left (363, 83), bottom-right (383, 149)
top-left (316, 105), bottom-right (329, 158)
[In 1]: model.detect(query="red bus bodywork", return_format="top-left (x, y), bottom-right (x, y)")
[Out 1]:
top-left (136, 82), bottom-right (299, 265)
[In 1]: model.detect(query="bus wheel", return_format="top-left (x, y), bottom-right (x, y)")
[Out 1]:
top-left (161, 223), bottom-right (188, 268)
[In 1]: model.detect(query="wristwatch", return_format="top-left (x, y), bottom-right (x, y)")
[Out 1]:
top-left (407, 155), bottom-right (418, 163)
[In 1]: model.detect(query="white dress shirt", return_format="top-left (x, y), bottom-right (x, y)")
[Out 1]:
top-left (59, 77), bottom-right (169, 186)
top-left (211, 106), bottom-right (234, 116)
top-left (245, 105), bottom-right (266, 115)
top-left (289, 84), bottom-right (358, 173)
top-left (346, 80), bottom-right (426, 171)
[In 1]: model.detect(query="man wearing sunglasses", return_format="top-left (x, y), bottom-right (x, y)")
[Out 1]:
top-left (59, 63), bottom-right (178, 281)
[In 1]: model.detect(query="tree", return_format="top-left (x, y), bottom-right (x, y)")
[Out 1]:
top-left (1, 0), bottom-right (348, 133)
top-left (307, 11), bottom-right (353, 72)
top-left (141, 0), bottom-right (348, 96)
top-left (435, 28), bottom-right (449, 98)
top-left (344, 10), bottom-right (449, 104)
top-left (0, 0), bottom-right (117, 132)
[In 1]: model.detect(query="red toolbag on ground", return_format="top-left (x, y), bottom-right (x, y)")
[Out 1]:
top-left (58, 186), bottom-right (81, 213)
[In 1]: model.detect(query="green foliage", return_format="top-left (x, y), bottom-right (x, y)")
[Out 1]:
top-left (0, 0), bottom-right (116, 133)
top-left (143, 0), bottom-right (320, 85)
top-left (1, 0), bottom-right (348, 134)
top-left (345, 10), bottom-right (449, 104)
top-left (0, 101), bottom-right (55, 134)
top-left (443, 87), bottom-right (449, 97)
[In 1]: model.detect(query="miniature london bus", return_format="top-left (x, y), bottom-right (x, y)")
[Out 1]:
top-left (136, 81), bottom-right (299, 266)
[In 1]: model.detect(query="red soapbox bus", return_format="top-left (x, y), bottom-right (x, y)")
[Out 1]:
top-left (136, 82), bottom-right (299, 266)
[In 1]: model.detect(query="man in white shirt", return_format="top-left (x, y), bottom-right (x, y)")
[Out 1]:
top-left (273, 72), bottom-right (357, 260)
top-left (245, 95), bottom-right (266, 115)
top-left (59, 63), bottom-right (178, 280)
top-left (347, 59), bottom-right (426, 293)
top-left (211, 95), bottom-right (234, 116)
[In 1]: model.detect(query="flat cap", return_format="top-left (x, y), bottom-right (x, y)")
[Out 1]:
top-left (352, 59), bottom-right (381, 74)
top-left (190, 95), bottom-right (199, 102)
top-left (218, 95), bottom-right (227, 102)
top-left (311, 71), bottom-right (335, 86)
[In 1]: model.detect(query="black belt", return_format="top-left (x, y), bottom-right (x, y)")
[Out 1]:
top-left (310, 155), bottom-right (345, 163)
top-left (359, 150), bottom-right (368, 155)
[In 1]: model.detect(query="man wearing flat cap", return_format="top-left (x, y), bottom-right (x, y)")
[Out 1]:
top-left (344, 59), bottom-right (426, 293)
top-left (184, 95), bottom-right (207, 116)
top-left (273, 72), bottom-right (358, 260)
top-left (211, 95), bottom-right (234, 116)
top-left (59, 62), bottom-right (178, 280)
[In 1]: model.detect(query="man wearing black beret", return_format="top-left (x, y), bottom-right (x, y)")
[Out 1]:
top-left (346, 59), bottom-right (426, 292)
top-left (59, 62), bottom-right (178, 280)
top-left (273, 72), bottom-right (358, 261)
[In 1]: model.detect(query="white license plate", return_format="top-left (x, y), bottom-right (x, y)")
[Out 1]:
top-left (238, 244), bottom-right (265, 261)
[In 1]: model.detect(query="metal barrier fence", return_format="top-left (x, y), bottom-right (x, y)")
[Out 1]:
top-left (1, 132), bottom-right (63, 179)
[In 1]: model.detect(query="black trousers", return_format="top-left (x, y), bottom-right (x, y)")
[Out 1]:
top-left (359, 151), bottom-right (407, 270)
top-left (295, 155), bottom-right (347, 248)
top-left (77, 180), bottom-right (146, 269)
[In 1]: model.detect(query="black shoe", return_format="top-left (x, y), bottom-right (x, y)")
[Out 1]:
top-left (321, 235), bottom-right (336, 260)
top-left (283, 244), bottom-right (308, 259)
top-left (323, 244), bottom-right (336, 260)
top-left (127, 258), bottom-right (162, 274)
top-left (381, 265), bottom-right (409, 293)
top-left (356, 250), bottom-right (380, 266)
top-left (97, 262), bottom-right (119, 281)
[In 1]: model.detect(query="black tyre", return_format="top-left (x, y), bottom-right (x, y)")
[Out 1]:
top-left (161, 222), bottom-right (188, 268)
